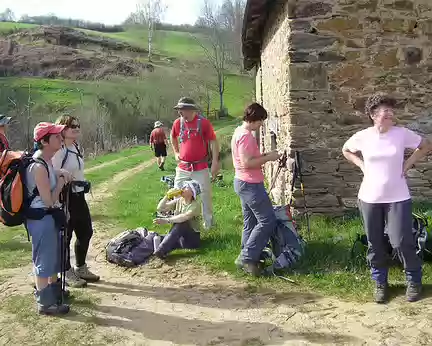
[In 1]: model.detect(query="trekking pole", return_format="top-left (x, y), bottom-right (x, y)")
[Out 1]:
top-left (59, 183), bottom-right (72, 304)
top-left (295, 151), bottom-right (311, 236)
top-left (269, 150), bottom-right (287, 192)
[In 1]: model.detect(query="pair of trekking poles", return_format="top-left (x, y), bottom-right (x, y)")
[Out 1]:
top-left (58, 180), bottom-right (91, 304)
top-left (269, 150), bottom-right (311, 236)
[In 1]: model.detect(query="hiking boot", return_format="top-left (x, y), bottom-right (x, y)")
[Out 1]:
top-left (75, 264), bottom-right (100, 283)
top-left (38, 303), bottom-right (70, 316)
top-left (242, 261), bottom-right (263, 277)
top-left (35, 285), bottom-right (70, 316)
top-left (234, 255), bottom-right (243, 269)
top-left (406, 282), bottom-right (422, 302)
top-left (66, 268), bottom-right (87, 288)
top-left (374, 282), bottom-right (388, 304)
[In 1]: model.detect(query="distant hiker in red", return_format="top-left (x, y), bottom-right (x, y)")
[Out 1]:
top-left (0, 114), bottom-right (11, 152)
top-left (171, 97), bottom-right (220, 230)
top-left (150, 120), bottom-right (168, 171)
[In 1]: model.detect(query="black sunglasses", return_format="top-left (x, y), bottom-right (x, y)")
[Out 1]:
top-left (69, 124), bottom-right (80, 129)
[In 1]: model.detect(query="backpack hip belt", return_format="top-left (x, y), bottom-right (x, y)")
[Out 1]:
top-left (179, 158), bottom-right (208, 171)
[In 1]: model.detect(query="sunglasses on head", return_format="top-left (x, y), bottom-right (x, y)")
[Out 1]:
top-left (69, 124), bottom-right (80, 129)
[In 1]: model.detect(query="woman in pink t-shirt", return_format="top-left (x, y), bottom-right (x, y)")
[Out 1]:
top-left (343, 93), bottom-right (432, 304)
top-left (231, 103), bottom-right (281, 276)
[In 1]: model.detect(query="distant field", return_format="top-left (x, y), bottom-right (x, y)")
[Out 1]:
top-left (85, 27), bottom-right (208, 60)
top-left (0, 22), bottom-right (37, 34)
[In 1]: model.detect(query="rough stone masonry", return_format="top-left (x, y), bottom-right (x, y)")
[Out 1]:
top-left (245, 0), bottom-right (432, 215)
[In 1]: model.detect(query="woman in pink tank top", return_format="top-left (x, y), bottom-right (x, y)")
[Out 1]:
top-left (342, 93), bottom-right (432, 304)
top-left (231, 103), bottom-right (281, 276)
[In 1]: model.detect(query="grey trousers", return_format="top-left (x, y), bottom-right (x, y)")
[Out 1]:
top-left (358, 199), bottom-right (422, 284)
top-left (234, 179), bottom-right (277, 263)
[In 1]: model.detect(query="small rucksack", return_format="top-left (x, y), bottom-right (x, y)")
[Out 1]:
top-left (179, 115), bottom-right (212, 166)
top-left (262, 205), bottom-right (305, 276)
top-left (0, 150), bottom-right (49, 227)
top-left (105, 228), bottom-right (158, 267)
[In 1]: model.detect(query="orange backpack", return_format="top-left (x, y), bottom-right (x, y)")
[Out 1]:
top-left (0, 150), bottom-right (48, 227)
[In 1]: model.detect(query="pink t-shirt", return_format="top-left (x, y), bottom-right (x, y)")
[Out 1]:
top-left (343, 126), bottom-right (422, 203)
top-left (231, 126), bottom-right (265, 183)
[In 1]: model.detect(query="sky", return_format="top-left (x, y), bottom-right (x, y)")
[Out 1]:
top-left (1, 0), bottom-right (221, 25)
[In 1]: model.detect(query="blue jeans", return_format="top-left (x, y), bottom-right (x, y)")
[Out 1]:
top-left (234, 179), bottom-right (276, 263)
top-left (26, 215), bottom-right (60, 278)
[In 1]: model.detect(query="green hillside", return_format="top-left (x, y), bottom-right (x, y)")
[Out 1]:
top-left (0, 22), bottom-right (253, 151)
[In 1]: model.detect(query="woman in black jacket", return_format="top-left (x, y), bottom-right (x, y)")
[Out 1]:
top-left (52, 115), bottom-right (100, 288)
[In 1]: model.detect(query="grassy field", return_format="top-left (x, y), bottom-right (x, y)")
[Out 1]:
top-left (99, 156), bottom-right (432, 301)
top-left (91, 28), bottom-right (208, 60)
top-left (0, 22), bottom-right (37, 34)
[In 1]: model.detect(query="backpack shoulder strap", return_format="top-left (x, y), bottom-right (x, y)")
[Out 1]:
top-left (33, 157), bottom-right (50, 176)
top-left (179, 117), bottom-right (185, 144)
top-left (61, 143), bottom-right (82, 169)
top-left (28, 157), bottom-right (50, 201)
top-left (74, 142), bottom-right (83, 158)
top-left (197, 115), bottom-right (203, 139)
top-left (60, 146), bottom-right (69, 169)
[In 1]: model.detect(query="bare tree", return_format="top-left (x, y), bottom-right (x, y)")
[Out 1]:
top-left (134, 0), bottom-right (166, 61)
top-left (218, 0), bottom-right (245, 71)
top-left (194, 0), bottom-right (229, 116)
top-left (0, 8), bottom-right (15, 22)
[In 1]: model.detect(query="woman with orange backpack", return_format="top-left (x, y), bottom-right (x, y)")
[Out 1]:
top-left (26, 122), bottom-right (72, 315)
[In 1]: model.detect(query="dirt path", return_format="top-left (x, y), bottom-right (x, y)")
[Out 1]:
top-left (2, 157), bottom-right (432, 345)
top-left (85, 150), bottom-right (146, 173)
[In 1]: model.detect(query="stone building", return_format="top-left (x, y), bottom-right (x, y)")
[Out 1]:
top-left (242, 0), bottom-right (432, 215)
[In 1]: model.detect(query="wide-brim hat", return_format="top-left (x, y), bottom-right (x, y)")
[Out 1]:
top-left (154, 121), bottom-right (163, 128)
top-left (0, 114), bottom-right (12, 126)
top-left (173, 97), bottom-right (200, 111)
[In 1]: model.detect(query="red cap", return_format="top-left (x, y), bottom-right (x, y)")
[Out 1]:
top-left (34, 122), bottom-right (65, 142)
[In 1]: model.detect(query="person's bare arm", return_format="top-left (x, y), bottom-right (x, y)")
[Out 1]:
top-left (210, 139), bottom-right (220, 178)
top-left (210, 139), bottom-right (219, 164)
top-left (171, 136), bottom-right (180, 160)
top-left (34, 165), bottom-right (65, 207)
top-left (403, 138), bottom-right (432, 174)
top-left (342, 147), bottom-right (364, 172)
top-left (240, 150), bottom-right (280, 169)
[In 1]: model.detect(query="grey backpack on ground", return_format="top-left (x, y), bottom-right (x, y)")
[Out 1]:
top-left (106, 227), bottom-right (163, 267)
top-left (262, 205), bottom-right (305, 276)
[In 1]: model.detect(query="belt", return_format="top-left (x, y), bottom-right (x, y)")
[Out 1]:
top-left (180, 158), bottom-right (208, 171)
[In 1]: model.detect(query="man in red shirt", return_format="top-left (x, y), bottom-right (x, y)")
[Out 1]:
top-left (150, 121), bottom-right (168, 170)
top-left (0, 114), bottom-right (11, 153)
top-left (171, 97), bottom-right (220, 230)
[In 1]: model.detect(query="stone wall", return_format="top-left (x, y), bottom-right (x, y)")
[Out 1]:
top-left (258, 0), bottom-right (432, 215)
